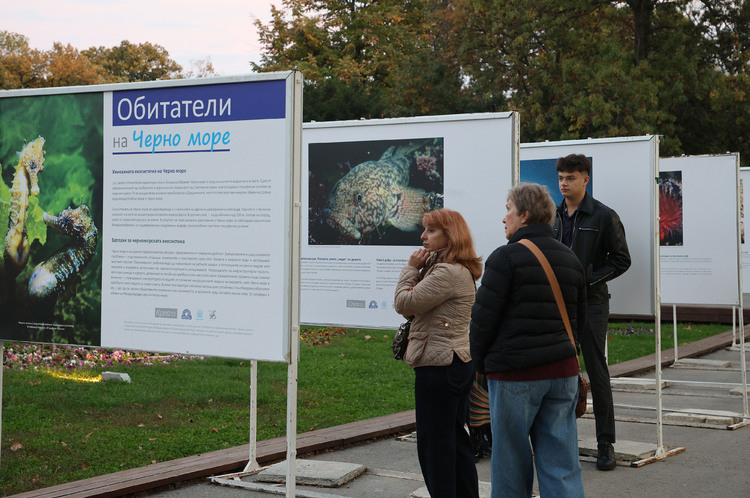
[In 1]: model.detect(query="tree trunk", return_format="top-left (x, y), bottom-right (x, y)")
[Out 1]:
top-left (629, 0), bottom-right (656, 61)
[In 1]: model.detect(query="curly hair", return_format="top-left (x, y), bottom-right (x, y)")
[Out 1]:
top-left (556, 153), bottom-right (592, 177)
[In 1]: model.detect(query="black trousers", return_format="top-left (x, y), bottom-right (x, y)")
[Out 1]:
top-left (414, 354), bottom-right (479, 498)
top-left (581, 301), bottom-right (615, 444)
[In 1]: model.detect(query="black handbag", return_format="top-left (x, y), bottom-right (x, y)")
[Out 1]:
top-left (392, 318), bottom-right (412, 360)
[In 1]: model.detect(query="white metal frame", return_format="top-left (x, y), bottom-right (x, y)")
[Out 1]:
top-left (666, 155), bottom-right (746, 417)
top-left (212, 71), bottom-right (304, 497)
top-left (652, 140), bottom-right (665, 456)
top-left (616, 153), bottom-right (749, 436)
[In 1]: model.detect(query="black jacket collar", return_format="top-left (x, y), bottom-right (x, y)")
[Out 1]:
top-left (508, 223), bottom-right (555, 244)
top-left (558, 191), bottom-right (594, 217)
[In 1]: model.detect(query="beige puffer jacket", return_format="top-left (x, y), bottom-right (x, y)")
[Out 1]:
top-left (394, 261), bottom-right (476, 368)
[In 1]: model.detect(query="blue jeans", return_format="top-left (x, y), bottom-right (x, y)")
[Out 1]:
top-left (414, 355), bottom-right (479, 498)
top-left (488, 376), bottom-right (584, 498)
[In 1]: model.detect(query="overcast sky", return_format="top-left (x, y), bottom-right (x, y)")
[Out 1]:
top-left (4, 0), bottom-right (278, 76)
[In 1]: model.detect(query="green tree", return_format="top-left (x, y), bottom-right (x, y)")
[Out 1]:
top-left (253, 0), bottom-right (747, 157)
top-left (253, 0), bottom-right (477, 120)
top-left (449, 1), bottom-right (670, 143)
top-left (82, 40), bottom-right (182, 82)
top-left (448, 0), bottom-right (748, 157)
top-left (682, 1), bottom-right (750, 157)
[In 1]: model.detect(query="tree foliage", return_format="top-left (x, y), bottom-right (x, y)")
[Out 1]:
top-left (182, 57), bottom-right (218, 79)
top-left (253, 0), bottom-right (480, 120)
top-left (2, 1), bottom-right (747, 158)
top-left (82, 41), bottom-right (182, 82)
top-left (44, 43), bottom-right (108, 87)
top-left (0, 32), bottom-right (184, 88)
top-left (0, 31), bottom-right (45, 89)
top-left (253, 0), bottom-right (749, 158)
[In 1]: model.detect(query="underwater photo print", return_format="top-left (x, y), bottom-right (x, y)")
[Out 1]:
top-left (0, 93), bottom-right (103, 345)
top-left (659, 170), bottom-right (684, 246)
top-left (740, 178), bottom-right (744, 245)
top-left (308, 138), bottom-right (444, 245)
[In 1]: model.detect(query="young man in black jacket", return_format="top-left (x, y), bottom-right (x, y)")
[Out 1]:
top-left (554, 154), bottom-right (631, 471)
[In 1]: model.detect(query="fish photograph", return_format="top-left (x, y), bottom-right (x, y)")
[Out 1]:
top-left (308, 138), bottom-right (445, 245)
top-left (0, 93), bottom-right (103, 345)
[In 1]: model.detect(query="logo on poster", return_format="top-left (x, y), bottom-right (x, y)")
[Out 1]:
top-left (346, 300), bottom-right (365, 308)
top-left (181, 309), bottom-right (192, 320)
top-left (155, 308), bottom-right (178, 319)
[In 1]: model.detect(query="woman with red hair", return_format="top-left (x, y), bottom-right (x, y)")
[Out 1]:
top-left (394, 208), bottom-right (482, 498)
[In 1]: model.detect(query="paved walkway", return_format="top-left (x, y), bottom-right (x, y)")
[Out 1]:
top-left (10, 327), bottom-right (750, 497)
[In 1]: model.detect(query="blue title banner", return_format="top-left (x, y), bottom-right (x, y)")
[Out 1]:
top-left (113, 80), bottom-right (286, 126)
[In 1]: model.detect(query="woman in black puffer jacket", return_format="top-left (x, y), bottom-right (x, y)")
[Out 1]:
top-left (470, 183), bottom-right (586, 498)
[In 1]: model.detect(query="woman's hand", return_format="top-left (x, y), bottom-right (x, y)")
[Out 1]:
top-left (408, 248), bottom-right (431, 269)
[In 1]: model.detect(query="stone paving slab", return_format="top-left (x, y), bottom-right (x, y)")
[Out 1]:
top-left (254, 460), bottom-right (365, 488)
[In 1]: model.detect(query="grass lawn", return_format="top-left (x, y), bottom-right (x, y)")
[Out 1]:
top-left (599, 321), bottom-right (730, 369)
top-left (0, 321), bottom-right (731, 495)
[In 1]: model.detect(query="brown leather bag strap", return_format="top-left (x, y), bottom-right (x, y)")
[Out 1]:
top-left (517, 238), bottom-right (580, 368)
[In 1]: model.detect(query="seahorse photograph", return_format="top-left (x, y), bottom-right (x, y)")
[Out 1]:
top-left (308, 137), bottom-right (445, 245)
top-left (659, 170), bottom-right (684, 246)
top-left (0, 92), bottom-right (103, 345)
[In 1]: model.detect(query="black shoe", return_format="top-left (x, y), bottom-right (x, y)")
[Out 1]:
top-left (596, 442), bottom-right (616, 470)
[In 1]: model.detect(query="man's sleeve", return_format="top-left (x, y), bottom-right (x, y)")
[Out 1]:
top-left (590, 210), bottom-right (631, 286)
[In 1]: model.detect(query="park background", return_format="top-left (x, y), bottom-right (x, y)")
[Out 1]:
top-left (1, 0), bottom-right (749, 495)
top-left (2, 1), bottom-right (748, 161)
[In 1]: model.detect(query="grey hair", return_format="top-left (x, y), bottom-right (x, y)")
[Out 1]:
top-left (508, 182), bottom-right (556, 226)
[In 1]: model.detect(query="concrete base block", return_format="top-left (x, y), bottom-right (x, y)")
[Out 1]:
top-left (583, 401), bottom-right (593, 414)
top-left (255, 459), bottom-right (365, 488)
top-left (611, 378), bottom-right (667, 390)
top-left (663, 408), bottom-right (743, 426)
top-left (726, 345), bottom-right (749, 352)
top-left (578, 436), bottom-right (657, 464)
top-left (672, 358), bottom-right (731, 369)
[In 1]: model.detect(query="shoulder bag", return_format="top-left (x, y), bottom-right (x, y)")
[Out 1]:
top-left (518, 238), bottom-right (589, 418)
top-left (392, 317), bottom-right (413, 360)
